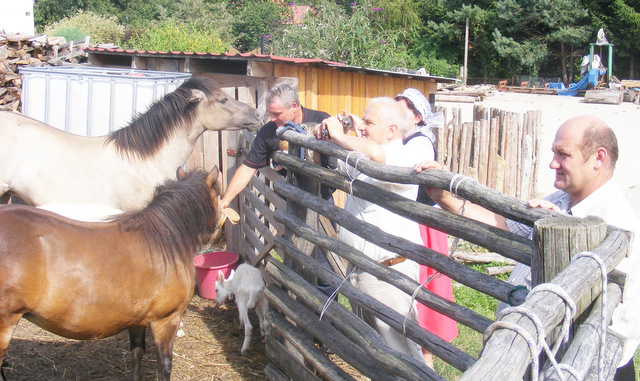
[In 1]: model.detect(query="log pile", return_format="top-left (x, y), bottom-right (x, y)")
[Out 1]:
top-left (436, 84), bottom-right (496, 103)
top-left (0, 33), bottom-right (89, 111)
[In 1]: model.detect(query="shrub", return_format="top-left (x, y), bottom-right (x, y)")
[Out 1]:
top-left (44, 10), bottom-right (125, 45)
top-left (123, 21), bottom-right (228, 53)
top-left (48, 27), bottom-right (86, 42)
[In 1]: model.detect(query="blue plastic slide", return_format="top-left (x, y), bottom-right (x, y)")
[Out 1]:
top-left (557, 68), bottom-right (604, 96)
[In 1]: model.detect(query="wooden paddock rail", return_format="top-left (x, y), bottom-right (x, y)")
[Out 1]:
top-left (225, 109), bottom-right (628, 379)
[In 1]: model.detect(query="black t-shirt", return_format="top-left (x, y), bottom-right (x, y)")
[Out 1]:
top-left (243, 106), bottom-right (336, 199)
top-left (243, 106), bottom-right (330, 169)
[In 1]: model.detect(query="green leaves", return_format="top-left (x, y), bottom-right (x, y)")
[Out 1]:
top-left (268, 0), bottom-right (413, 71)
top-left (123, 21), bottom-right (228, 53)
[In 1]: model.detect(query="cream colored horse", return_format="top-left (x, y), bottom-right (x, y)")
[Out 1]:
top-left (0, 77), bottom-right (260, 211)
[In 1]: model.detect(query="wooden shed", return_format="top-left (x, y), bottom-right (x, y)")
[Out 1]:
top-left (87, 48), bottom-right (457, 119)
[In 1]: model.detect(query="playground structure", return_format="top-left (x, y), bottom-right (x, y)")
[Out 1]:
top-left (496, 31), bottom-right (639, 104)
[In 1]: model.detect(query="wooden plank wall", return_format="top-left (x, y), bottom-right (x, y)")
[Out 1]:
top-left (274, 63), bottom-right (437, 117)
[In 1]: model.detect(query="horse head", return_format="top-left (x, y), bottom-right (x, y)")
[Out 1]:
top-left (186, 78), bottom-right (261, 132)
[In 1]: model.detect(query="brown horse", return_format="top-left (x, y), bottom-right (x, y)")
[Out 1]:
top-left (0, 167), bottom-right (220, 381)
top-left (0, 77), bottom-right (260, 211)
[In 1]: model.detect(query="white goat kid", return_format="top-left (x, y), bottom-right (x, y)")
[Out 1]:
top-left (214, 264), bottom-right (269, 354)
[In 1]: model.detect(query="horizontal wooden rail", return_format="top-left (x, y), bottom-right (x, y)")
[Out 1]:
top-left (277, 129), bottom-right (555, 226)
top-left (272, 151), bottom-right (533, 266)
top-left (274, 209), bottom-right (493, 335)
top-left (266, 259), bottom-right (442, 380)
top-left (266, 307), bottom-right (358, 381)
top-left (274, 180), bottom-right (528, 306)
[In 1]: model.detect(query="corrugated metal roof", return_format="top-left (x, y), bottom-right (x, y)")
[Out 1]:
top-left (86, 47), bottom-right (458, 83)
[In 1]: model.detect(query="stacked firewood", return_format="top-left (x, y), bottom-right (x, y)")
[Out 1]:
top-left (0, 33), bottom-right (88, 111)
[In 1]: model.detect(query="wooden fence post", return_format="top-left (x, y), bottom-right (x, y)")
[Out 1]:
top-left (532, 215), bottom-right (607, 286)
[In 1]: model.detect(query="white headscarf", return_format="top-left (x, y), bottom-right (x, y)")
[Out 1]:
top-left (396, 88), bottom-right (443, 142)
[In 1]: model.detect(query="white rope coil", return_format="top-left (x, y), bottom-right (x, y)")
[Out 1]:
top-left (403, 272), bottom-right (443, 337)
top-left (319, 267), bottom-right (357, 322)
top-left (487, 283), bottom-right (581, 381)
top-left (448, 174), bottom-right (473, 199)
top-left (572, 251), bottom-right (608, 381)
top-left (344, 151), bottom-right (369, 195)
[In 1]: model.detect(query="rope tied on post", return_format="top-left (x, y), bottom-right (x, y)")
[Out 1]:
top-left (344, 151), bottom-right (370, 196)
top-left (448, 174), bottom-right (474, 256)
top-left (565, 251), bottom-right (608, 381)
top-left (485, 282), bottom-right (580, 381)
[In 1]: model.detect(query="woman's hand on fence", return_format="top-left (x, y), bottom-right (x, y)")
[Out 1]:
top-left (413, 160), bottom-right (445, 173)
top-left (527, 199), bottom-right (561, 212)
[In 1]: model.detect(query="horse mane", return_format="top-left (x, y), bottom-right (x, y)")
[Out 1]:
top-left (105, 77), bottom-right (221, 160)
top-left (114, 169), bottom-right (219, 264)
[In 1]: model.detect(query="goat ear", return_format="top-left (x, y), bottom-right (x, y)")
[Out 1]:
top-left (188, 89), bottom-right (205, 103)
top-left (228, 269), bottom-right (235, 280)
top-left (176, 167), bottom-right (187, 180)
top-left (217, 270), bottom-right (225, 282)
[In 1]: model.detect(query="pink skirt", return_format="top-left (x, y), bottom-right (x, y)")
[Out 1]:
top-left (417, 225), bottom-right (458, 342)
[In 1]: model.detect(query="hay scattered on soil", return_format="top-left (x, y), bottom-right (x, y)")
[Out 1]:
top-left (3, 289), bottom-right (267, 380)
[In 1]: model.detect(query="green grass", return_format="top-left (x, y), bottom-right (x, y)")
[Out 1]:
top-left (433, 279), bottom-right (499, 380)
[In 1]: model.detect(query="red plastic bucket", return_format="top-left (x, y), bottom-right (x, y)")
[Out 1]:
top-left (193, 251), bottom-right (239, 299)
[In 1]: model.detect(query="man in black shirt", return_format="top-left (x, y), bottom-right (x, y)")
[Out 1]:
top-left (220, 82), bottom-right (330, 209)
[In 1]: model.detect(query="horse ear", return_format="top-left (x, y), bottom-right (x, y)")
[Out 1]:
top-left (188, 89), bottom-right (205, 103)
top-left (206, 166), bottom-right (219, 187)
top-left (176, 167), bottom-right (187, 180)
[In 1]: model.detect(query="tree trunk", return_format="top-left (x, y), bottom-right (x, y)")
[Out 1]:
top-left (561, 42), bottom-right (568, 85)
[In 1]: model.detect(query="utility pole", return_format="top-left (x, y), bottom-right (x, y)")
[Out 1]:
top-left (464, 17), bottom-right (469, 85)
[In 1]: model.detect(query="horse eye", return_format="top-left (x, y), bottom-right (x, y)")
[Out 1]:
top-left (220, 97), bottom-right (228, 104)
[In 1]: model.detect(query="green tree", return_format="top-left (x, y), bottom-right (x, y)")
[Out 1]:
top-left (492, 0), bottom-right (592, 82)
top-left (230, 0), bottom-right (291, 52)
top-left (34, 0), bottom-right (119, 30)
top-left (420, 2), bottom-right (498, 82)
top-left (584, 0), bottom-right (640, 78)
top-left (268, 0), bottom-right (413, 71)
top-left (171, 0), bottom-right (237, 46)
top-left (117, 0), bottom-right (177, 26)
top-left (44, 10), bottom-right (125, 44)
top-left (123, 20), bottom-right (227, 52)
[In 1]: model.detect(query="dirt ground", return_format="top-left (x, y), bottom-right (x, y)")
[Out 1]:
top-left (2, 253), bottom-right (268, 381)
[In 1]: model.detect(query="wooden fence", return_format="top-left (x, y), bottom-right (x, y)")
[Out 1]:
top-left (224, 110), bottom-right (631, 379)
top-left (434, 106), bottom-right (541, 200)
top-left (254, 130), bottom-right (630, 380)
top-left (226, 107), bottom-right (542, 264)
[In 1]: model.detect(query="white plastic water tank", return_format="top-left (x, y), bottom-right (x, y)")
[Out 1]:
top-left (19, 66), bottom-right (192, 136)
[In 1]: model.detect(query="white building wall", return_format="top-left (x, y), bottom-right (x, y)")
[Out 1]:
top-left (0, 0), bottom-right (35, 35)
